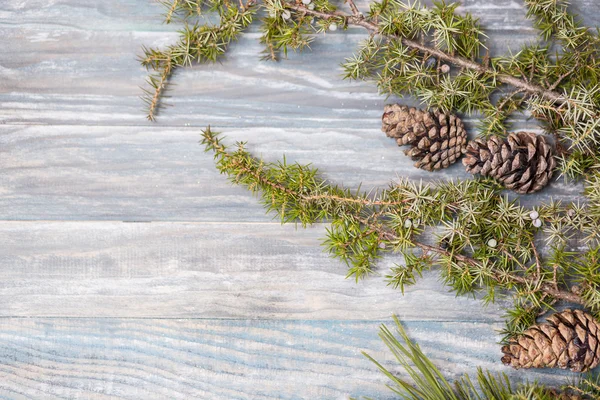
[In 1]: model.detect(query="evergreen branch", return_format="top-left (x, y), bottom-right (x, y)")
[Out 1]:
top-left (145, 0), bottom-right (600, 175)
top-left (302, 193), bottom-right (408, 207)
top-left (285, 2), bottom-right (565, 104)
top-left (141, 2), bottom-right (256, 119)
top-left (524, 0), bottom-right (594, 49)
top-left (164, 0), bottom-right (181, 23)
top-left (565, 374), bottom-right (600, 398)
top-left (371, 222), bottom-right (585, 306)
top-left (345, 0), bottom-right (361, 17)
top-left (144, 55), bottom-right (174, 121)
top-left (158, 0), bottom-right (207, 21)
top-left (202, 129), bottom-right (592, 315)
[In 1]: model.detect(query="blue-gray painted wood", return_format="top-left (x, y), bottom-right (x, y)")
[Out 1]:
top-left (0, 0), bottom-right (597, 397)
top-left (0, 0), bottom-right (595, 129)
top-left (0, 319), bottom-right (571, 399)
top-left (0, 125), bottom-right (581, 222)
top-left (0, 220), bottom-right (513, 319)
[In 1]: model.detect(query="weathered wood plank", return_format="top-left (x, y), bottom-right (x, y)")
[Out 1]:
top-left (0, 125), bottom-right (581, 222)
top-left (1, 0), bottom-right (587, 127)
top-left (0, 29), bottom-right (530, 128)
top-left (0, 318), bottom-right (571, 399)
top-left (0, 0), bottom-right (597, 396)
top-left (0, 0), bottom-right (539, 31)
top-left (0, 220), bottom-right (511, 319)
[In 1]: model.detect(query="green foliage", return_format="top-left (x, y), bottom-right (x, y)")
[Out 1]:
top-left (141, 0), bottom-right (256, 120)
top-left (260, 0), bottom-right (336, 60)
top-left (158, 0), bottom-right (210, 23)
top-left (144, 0), bottom-right (600, 178)
top-left (524, 0), bottom-right (592, 49)
top-left (565, 373), bottom-right (600, 398)
top-left (341, 0), bottom-right (600, 168)
top-left (387, 251), bottom-right (431, 294)
top-left (362, 316), bottom-right (594, 399)
top-left (203, 128), bottom-right (600, 336)
top-left (500, 302), bottom-right (540, 341)
top-left (365, 315), bottom-right (467, 399)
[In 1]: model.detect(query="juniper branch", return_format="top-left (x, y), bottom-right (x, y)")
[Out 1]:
top-left (144, 56), bottom-right (174, 121)
top-left (164, 0), bottom-right (180, 23)
top-left (144, 0), bottom-right (600, 165)
top-left (363, 216), bottom-right (585, 305)
top-left (141, 2), bottom-right (256, 120)
top-left (285, 2), bottom-right (565, 103)
top-left (202, 128), bottom-right (589, 310)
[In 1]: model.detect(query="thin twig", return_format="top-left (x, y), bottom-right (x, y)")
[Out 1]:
top-left (345, 0), bottom-right (362, 17)
top-left (531, 241), bottom-right (542, 281)
top-left (165, 0), bottom-right (180, 23)
top-left (496, 88), bottom-right (526, 112)
top-left (552, 263), bottom-right (559, 291)
top-left (285, 3), bottom-right (566, 104)
top-left (549, 60), bottom-right (580, 91)
top-left (303, 193), bottom-right (409, 207)
top-left (205, 131), bottom-right (585, 306)
top-left (147, 57), bottom-right (173, 121)
top-left (268, 42), bottom-right (276, 61)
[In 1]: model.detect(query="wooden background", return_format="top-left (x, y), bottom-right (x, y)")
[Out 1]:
top-left (0, 0), bottom-right (594, 398)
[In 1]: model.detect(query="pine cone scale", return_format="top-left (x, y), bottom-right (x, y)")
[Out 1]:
top-left (463, 131), bottom-right (556, 194)
top-left (502, 309), bottom-right (600, 372)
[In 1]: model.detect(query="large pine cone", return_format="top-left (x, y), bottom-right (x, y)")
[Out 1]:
top-left (462, 131), bottom-right (556, 194)
top-left (501, 309), bottom-right (600, 372)
top-left (382, 104), bottom-right (468, 171)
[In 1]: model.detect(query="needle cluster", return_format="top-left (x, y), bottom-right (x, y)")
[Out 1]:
top-left (366, 316), bottom-right (600, 399)
top-left (145, 0), bottom-right (600, 179)
top-left (337, 0), bottom-right (600, 178)
top-left (202, 126), bottom-right (600, 341)
top-left (140, 0), bottom-right (256, 120)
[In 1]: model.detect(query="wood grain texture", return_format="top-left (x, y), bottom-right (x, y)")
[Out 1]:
top-left (0, 318), bottom-right (569, 399)
top-left (0, 220), bottom-right (513, 319)
top-left (0, 0), bottom-right (598, 397)
top-left (1, 0), bottom-right (596, 128)
top-left (0, 124), bottom-right (581, 222)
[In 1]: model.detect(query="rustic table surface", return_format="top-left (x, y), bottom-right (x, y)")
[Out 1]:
top-left (0, 0), bottom-right (594, 398)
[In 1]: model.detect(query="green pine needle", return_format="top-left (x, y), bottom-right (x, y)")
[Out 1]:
top-left (363, 316), bottom-right (594, 399)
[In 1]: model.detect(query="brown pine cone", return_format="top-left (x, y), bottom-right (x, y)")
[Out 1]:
top-left (381, 104), bottom-right (468, 171)
top-left (501, 309), bottom-right (600, 372)
top-left (462, 131), bottom-right (556, 194)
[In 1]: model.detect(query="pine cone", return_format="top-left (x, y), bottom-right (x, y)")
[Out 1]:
top-left (462, 131), bottom-right (556, 194)
top-left (501, 309), bottom-right (600, 372)
top-left (381, 104), bottom-right (467, 171)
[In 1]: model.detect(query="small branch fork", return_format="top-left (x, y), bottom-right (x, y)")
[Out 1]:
top-left (417, 239), bottom-right (584, 305)
top-left (205, 130), bottom-right (585, 307)
top-left (345, 0), bottom-right (362, 18)
top-left (361, 215), bottom-right (583, 304)
top-left (286, 2), bottom-right (565, 104)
